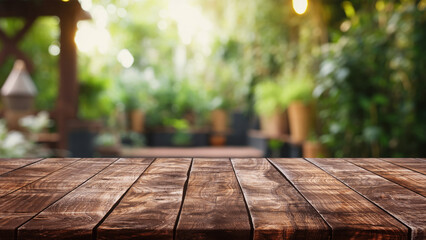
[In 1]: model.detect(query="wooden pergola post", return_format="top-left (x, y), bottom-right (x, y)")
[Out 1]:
top-left (57, 9), bottom-right (79, 149)
top-left (0, 0), bottom-right (90, 150)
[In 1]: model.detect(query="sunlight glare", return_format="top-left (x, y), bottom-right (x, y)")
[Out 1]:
top-left (292, 0), bottom-right (308, 15)
top-left (117, 49), bottom-right (134, 68)
top-left (168, 0), bottom-right (213, 46)
top-left (75, 23), bottom-right (111, 54)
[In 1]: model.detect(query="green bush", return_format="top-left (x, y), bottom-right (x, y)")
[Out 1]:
top-left (316, 1), bottom-right (426, 157)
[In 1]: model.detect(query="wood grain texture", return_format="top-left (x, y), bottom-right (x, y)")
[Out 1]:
top-left (176, 158), bottom-right (251, 240)
top-left (98, 158), bottom-right (192, 240)
top-left (0, 158), bottom-right (117, 240)
top-left (307, 158), bottom-right (426, 240)
top-left (0, 158), bottom-right (42, 176)
top-left (18, 158), bottom-right (154, 240)
top-left (0, 158), bottom-right (80, 197)
top-left (269, 158), bottom-right (409, 240)
top-left (380, 158), bottom-right (426, 175)
top-left (345, 158), bottom-right (426, 197)
top-left (231, 158), bottom-right (330, 240)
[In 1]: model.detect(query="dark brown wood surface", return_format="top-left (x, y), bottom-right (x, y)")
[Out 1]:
top-left (231, 158), bottom-right (330, 239)
top-left (307, 158), bottom-right (426, 240)
top-left (269, 158), bottom-right (409, 240)
top-left (18, 158), bottom-right (153, 240)
top-left (97, 158), bottom-right (191, 240)
top-left (345, 158), bottom-right (426, 197)
top-left (380, 158), bottom-right (426, 175)
top-left (0, 158), bottom-right (117, 240)
top-left (0, 158), bottom-right (424, 240)
top-left (176, 158), bottom-right (251, 239)
top-left (0, 158), bottom-right (41, 176)
top-left (0, 158), bottom-right (79, 197)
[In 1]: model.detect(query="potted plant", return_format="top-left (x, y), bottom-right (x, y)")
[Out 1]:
top-left (118, 69), bottom-right (153, 134)
top-left (208, 95), bottom-right (231, 146)
top-left (95, 132), bottom-right (121, 157)
top-left (254, 80), bottom-right (287, 138)
top-left (281, 75), bottom-right (315, 144)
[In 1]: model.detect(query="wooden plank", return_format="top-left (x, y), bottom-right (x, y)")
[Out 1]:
top-left (18, 158), bottom-right (154, 240)
top-left (0, 158), bottom-right (42, 176)
top-left (176, 158), bottom-right (251, 240)
top-left (345, 158), bottom-right (426, 197)
top-left (269, 158), bottom-right (409, 240)
top-left (380, 158), bottom-right (426, 175)
top-left (307, 158), bottom-right (426, 240)
top-left (231, 158), bottom-right (330, 239)
top-left (0, 158), bottom-right (80, 197)
top-left (0, 158), bottom-right (117, 240)
top-left (97, 158), bottom-right (192, 240)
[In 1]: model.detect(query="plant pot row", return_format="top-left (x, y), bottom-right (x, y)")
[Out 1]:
top-left (260, 100), bottom-right (313, 144)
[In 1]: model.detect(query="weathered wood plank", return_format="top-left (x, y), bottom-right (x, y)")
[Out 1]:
top-left (18, 158), bottom-right (154, 240)
top-left (345, 158), bottom-right (426, 197)
top-left (0, 158), bottom-right (42, 176)
top-left (269, 158), bottom-right (409, 240)
top-left (380, 158), bottom-right (426, 175)
top-left (0, 158), bottom-right (117, 240)
top-left (231, 158), bottom-right (330, 240)
top-left (307, 158), bottom-right (426, 240)
top-left (176, 158), bottom-right (251, 240)
top-left (0, 158), bottom-right (80, 197)
top-left (97, 158), bottom-right (192, 240)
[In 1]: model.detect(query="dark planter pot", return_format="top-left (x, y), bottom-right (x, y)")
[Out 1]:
top-left (248, 135), bottom-right (302, 158)
top-left (67, 120), bottom-right (101, 157)
top-left (288, 144), bottom-right (302, 158)
top-left (231, 111), bottom-right (250, 134)
top-left (226, 111), bottom-right (249, 146)
top-left (68, 129), bottom-right (96, 157)
top-left (147, 131), bottom-right (209, 147)
top-left (226, 134), bottom-right (247, 146)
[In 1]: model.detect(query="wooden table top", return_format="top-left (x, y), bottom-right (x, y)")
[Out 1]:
top-left (0, 158), bottom-right (424, 240)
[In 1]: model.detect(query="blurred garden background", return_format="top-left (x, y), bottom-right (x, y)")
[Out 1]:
top-left (0, 0), bottom-right (425, 158)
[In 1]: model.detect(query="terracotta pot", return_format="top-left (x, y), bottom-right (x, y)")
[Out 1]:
top-left (210, 134), bottom-right (226, 146)
top-left (288, 101), bottom-right (312, 144)
top-left (211, 109), bottom-right (228, 133)
top-left (130, 110), bottom-right (145, 133)
top-left (303, 141), bottom-right (326, 158)
top-left (260, 110), bottom-right (283, 138)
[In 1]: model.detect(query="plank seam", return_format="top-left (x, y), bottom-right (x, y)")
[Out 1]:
top-left (0, 158), bottom-right (82, 199)
top-left (92, 158), bottom-right (156, 240)
top-left (0, 158), bottom-right (44, 177)
top-left (379, 158), bottom-right (426, 176)
top-left (343, 158), bottom-right (426, 198)
top-left (173, 158), bottom-right (194, 240)
top-left (14, 158), bottom-right (122, 240)
top-left (266, 158), bottom-right (333, 240)
top-left (305, 158), bottom-right (413, 240)
top-left (230, 158), bottom-right (254, 240)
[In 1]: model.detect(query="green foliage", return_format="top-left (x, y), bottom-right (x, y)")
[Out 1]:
top-left (254, 80), bottom-right (284, 117)
top-left (0, 17), bottom-right (59, 110)
top-left (164, 118), bottom-right (191, 146)
top-left (316, 1), bottom-right (426, 157)
top-left (280, 76), bottom-right (315, 107)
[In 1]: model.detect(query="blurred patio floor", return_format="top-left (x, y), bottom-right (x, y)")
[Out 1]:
top-left (121, 147), bottom-right (263, 158)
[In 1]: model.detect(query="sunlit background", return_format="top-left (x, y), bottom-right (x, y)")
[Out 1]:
top-left (0, 0), bottom-right (425, 158)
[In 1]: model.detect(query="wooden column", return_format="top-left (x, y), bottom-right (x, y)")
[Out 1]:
top-left (57, 11), bottom-right (79, 149)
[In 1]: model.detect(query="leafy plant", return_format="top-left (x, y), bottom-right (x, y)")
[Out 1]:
top-left (164, 118), bottom-right (191, 146)
top-left (254, 80), bottom-right (285, 117)
top-left (315, 1), bottom-right (426, 157)
top-left (280, 75), bottom-right (314, 106)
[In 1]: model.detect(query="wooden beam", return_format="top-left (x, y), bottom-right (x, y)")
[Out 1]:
top-left (0, 16), bottom-right (36, 72)
top-left (56, 11), bottom-right (79, 149)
